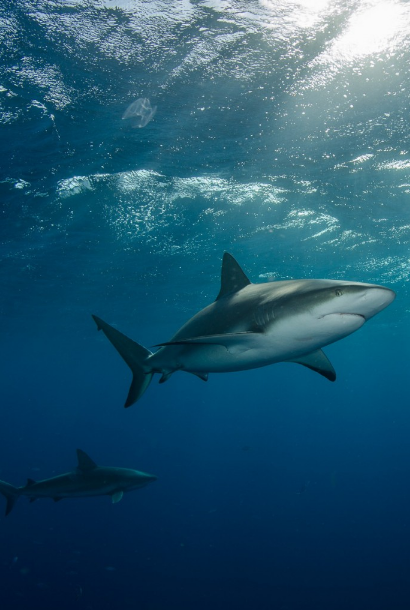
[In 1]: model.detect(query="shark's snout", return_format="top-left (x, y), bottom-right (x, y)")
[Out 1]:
top-left (137, 473), bottom-right (157, 485)
top-left (356, 286), bottom-right (396, 320)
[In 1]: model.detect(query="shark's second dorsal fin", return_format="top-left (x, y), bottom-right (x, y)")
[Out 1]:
top-left (76, 449), bottom-right (97, 472)
top-left (216, 253), bottom-right (251, 301)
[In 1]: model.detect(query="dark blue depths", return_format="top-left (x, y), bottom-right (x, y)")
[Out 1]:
top-left (0, 319), bottom-right (408, 610)
top-left (1, 1), bottom-right (410, 609)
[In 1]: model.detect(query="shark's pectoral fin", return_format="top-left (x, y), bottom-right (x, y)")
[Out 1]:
top-left (155, 332), bottom-right (260, 355)
top-left (111, 491), bottom-right (124, 504)
top-left (288, 349), bottom-right (336, 382)
top-left (190, 372), bottom-right (209, 381)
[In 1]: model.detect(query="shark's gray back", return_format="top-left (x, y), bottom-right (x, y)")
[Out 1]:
top-left (168, 279), bottom-right (345, 340)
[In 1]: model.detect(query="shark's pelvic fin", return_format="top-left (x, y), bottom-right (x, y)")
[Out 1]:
top-left (92, 315), bottom-right (154, 407)
top-left (288, 349), bottom-right (336, 382)
top-left (77, 449), bottom-right (97, 472)
top-left (0, 480), bottom-right (19, 516)
top-left (111, 491), bottom-right (124, 504)
top-left (216, 253), bottom-right (251, 300)
top-left (159, 372), bottom-right (173, 384)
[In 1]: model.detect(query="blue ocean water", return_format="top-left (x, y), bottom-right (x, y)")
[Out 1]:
top-left (1, 0), bottom-right (410, 608)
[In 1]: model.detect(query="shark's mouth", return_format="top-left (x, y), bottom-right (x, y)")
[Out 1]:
top-left (344, 313), bottom-right (366, 320)
top-left (321, 313), bottom-right (366, 320)
top-left (318, 313), bottom-right (367, 327)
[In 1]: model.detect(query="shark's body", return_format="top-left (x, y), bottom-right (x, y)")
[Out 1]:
top-left (0, 449), bottom-right (157, 516)
top-left (93, 253), bottom-right (395, 407)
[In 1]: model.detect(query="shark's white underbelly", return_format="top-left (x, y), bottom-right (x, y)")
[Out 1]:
top-left (180, 344), bottom-right (294, 372)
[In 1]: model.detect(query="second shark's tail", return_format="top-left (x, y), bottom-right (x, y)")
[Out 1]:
top-left (0, 480), bottom-right (19, 516)
top-left (92, 315), bottom-right (154, 407)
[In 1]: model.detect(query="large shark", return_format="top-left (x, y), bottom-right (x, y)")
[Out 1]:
top-left (0, 449), bottom-right (157, 516)
top-left (93, 252), bottom-right (395, 407)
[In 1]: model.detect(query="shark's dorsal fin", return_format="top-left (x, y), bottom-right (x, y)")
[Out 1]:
top-left (76, 449), bottom-right (98, 472)
top-left (26, 478), bottom-right (36, 487)
top-left (216, 253), bottom-right (251, 301)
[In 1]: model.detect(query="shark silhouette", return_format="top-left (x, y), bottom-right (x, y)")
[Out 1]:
top-left (93, 252), bottom-right (395, 407)
top-left (0, 449), bottom-right (157, 515)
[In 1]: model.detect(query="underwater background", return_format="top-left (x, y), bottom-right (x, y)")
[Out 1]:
top-left (1, 0), bottom-right (409, 608)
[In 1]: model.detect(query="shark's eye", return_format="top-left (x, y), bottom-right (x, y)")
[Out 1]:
top-left (335, 289), bottom-right (343, 297)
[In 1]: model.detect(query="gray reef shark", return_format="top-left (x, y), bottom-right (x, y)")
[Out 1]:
top-left (0, 449), bottom-right (157, 516)
top-left (93, 252), bottom-right (395, 407)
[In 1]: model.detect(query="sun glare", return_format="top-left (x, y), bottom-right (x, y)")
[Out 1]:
top-left (261, 0), bottom-right (332, 28)
top-left (333, 1), bottom-right (406, 60)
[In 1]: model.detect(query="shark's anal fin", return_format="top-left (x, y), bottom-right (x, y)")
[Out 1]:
top-left (216, 253), bottom-right (251, 300)
top-left (288, 349), bottom-right (336, 382)
top-left (111, 491), bottom-right (124, 504)
top-left (76, 449), bottom-right (98, 472)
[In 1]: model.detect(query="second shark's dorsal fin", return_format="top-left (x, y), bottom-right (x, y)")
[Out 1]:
top-left (216, 253), bottom-right (251, 301)
top-left (76, 449), bottom-right (98, 472)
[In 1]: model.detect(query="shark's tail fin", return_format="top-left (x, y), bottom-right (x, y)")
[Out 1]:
top-left (92, 315), bottom-right (154, 407)
top-left (0, 480), bottom-right (19, 516)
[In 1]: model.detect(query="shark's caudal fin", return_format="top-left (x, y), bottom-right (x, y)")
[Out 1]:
top-left (0, 480), bottom-right (19, 516)
top-left (92, 315), bottom-right (154, 407)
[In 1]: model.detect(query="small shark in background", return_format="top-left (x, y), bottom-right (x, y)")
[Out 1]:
top-left (93, 252), bottom-right (395, 407)
top-left (0, 450), bottom-right (157, 516)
